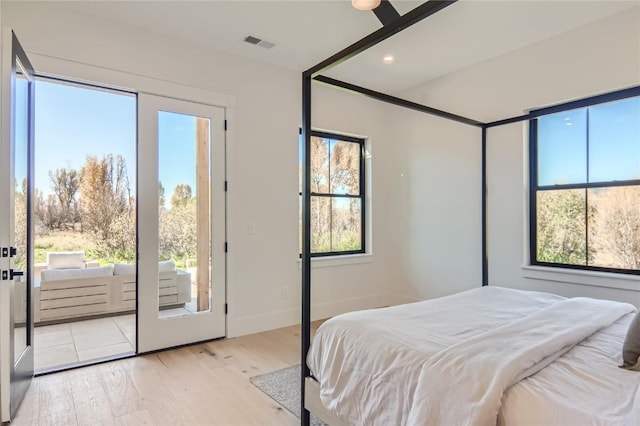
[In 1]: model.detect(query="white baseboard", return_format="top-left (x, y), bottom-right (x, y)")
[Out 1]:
top-left (227, 292), bottom-right (410, 338)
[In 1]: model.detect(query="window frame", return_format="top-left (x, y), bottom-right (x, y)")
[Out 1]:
top-left (529, 91), bottom-right (640, 276)
top-left (300, 130), bottom-right (366, 258)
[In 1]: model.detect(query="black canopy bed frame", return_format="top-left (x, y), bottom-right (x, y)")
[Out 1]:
top-left (299, 1), bottom-right (640, 424)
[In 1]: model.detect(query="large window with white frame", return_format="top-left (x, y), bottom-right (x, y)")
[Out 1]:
top-left (530, 93), bottom-right (640, 274)
top-left (299, 130), bottom-right (366, 257)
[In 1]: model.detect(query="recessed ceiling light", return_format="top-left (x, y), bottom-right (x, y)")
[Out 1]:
top-left (383, 55), bottom-right (394, 64)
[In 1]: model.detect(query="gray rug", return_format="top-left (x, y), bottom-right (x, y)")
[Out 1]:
top-left (250, 365), bottom-right (327, 426)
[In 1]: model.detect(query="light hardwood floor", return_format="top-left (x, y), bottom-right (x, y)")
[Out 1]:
top-left (13, 321), bottom-right (324, 426)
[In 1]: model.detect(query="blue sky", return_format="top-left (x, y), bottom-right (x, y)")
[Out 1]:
top-left (15, 75), bottom-right (28, 188)
top-left (158, 111), bottom-right (197, 202)
top-left (538, 97), bottom-right (640, 186)
top-left (35, 80), bottom-right (197, 201)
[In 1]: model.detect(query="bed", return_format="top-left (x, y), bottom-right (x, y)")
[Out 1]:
top-left (306, 287), bottom-right (640, 425)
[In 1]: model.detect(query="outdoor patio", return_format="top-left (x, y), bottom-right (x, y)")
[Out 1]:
top-left (32, 303), bottom-right (198, 371)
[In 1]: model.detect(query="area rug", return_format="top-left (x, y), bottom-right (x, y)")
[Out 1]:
top-left (250, 365), bottom-right (327, 426)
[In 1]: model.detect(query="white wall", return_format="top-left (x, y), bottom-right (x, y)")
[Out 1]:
top-left (382, 105), bottom-right (482, 301)
top-left (393, 7), bottom-right (640, 304)
top-left (1, 2), bottom-right (403, 337)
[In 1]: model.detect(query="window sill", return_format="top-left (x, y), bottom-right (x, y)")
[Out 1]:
top-left (297, 253), bottom-right (373, 269)
top-left (521, 265), bottom-right (640, 292)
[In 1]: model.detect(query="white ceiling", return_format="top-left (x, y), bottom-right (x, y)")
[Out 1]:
top-left (58, 0), bottom-right (638, 93)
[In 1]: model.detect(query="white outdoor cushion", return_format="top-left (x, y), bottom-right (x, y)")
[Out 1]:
top-left (47, 251), bottom-right (85, 270)
top-left (114, 263), bottom-right (136, 276)
top-left (158, 260), bottom-right (176, 273)
top-left (41, 265), bottom-right (114, 282)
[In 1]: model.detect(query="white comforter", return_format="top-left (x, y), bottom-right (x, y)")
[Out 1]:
top-left (307, 287), bottom-right (638, 425)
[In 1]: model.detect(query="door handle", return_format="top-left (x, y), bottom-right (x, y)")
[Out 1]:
top-left (10, 269), bottom-right (24, 280)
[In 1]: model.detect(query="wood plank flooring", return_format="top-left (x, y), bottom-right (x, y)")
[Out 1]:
top-left (12, 321), bottom-right (324, 426)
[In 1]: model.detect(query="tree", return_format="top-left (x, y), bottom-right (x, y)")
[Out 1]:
top-left (14, 179), bottom-right (27, 268)
top-left (310, 137), bottom-right (328, 193)
top-left (79, 154), bottom-right (131, 246)
top-left (159, 197), bottom-right (197, 262)
top-left (159, 181), bottom-right (166, 209)
top-left (35, 193), bottom-right (65, 231)
top-left (590, 186), bottom-right (640, 269)
top-left (170, 184), bottom-right (192, 208)
top-left (330, 141), bottom-right (361, 249)
top-left (537, 190), bottom-right (589, 265)
top-left (49, 167), bottom-right (79, 229)
top-left (330, 141), bottom-right (360, 194)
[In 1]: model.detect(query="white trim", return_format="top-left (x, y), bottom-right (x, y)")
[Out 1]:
top-left (297, 253), bottom-right (373, 269)
top-left (521, 265), bottom-right (640, 292)
top-left (137, 94), bottom-right (227, 353)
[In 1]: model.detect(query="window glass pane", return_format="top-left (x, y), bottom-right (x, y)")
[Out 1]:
top-left (330, 140), bottom-right (360, 195)
top-left (158, 111), bottom-right (209, 316)
top-left (536, 189), bottom-right (587, 265)
top-left (538, 109), bottom-right (587, 186)
top-left (311, 196), bottom-right (331, 253)
top-left (311, 136), bottom-right (329, 193)
top-left (588, 186), bottom-right (640, 269)
top-left (331, 198), bottom-right (362, 252)
top-left (589, 97), bottom-right (640, 183)
top-left (14, 62), bottom-right (28, 361)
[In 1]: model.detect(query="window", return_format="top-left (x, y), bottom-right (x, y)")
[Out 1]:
top-left (531, 94), bottom-right (640, 274)
top-left (300, 131), bottom-right (365, 256)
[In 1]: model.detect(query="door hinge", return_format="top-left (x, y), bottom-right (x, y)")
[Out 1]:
top-left (225, 303), bottom-right (228, 314)
top-left (224, 242), bottom-right (228, 253)
top-left (1, 247), bottom-right (17, 258)
top-left (224, 120), bottom-right (228, 131)
top-left (224, 181), bottom-right (228, 192)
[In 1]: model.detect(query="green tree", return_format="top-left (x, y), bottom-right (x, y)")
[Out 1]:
top-left (537, 190), bottom-right (589, 265)
top-left (159, 181), bottom-right (166, 208)
top-left (159, 197), bottom-right (196, 262)
top-left (14, 179), bottom-right (27, 269)
top-left (170, 184), bottom-right (192, 208)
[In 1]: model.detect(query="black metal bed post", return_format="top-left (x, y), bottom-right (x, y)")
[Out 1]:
top-left (300, 73), bottom-right (312, 426)
top-left (481, 126), bottom-right (488, 286)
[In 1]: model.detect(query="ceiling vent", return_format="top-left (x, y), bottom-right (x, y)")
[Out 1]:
top-left (243, 35), bottom-right (275, 49)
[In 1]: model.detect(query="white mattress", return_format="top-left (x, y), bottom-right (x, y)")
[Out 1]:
top-left (307, 286), bottom-right (640, 425)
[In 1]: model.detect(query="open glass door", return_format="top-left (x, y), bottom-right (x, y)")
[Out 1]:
top-left (0, 30), bottom-right (35, 422)
top-left (137, 94), bottom-right (226, 352)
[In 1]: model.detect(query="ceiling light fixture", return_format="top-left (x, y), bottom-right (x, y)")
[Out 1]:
top-left (383, 55), bottom-right (394, 64)
top-left (352, 0), bottom-right (381, 11)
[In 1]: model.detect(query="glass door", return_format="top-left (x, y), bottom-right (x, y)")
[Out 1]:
top-left (137, 94), bottom-right (226, 352)
top-left (0, 30), bottom-right (35, 422)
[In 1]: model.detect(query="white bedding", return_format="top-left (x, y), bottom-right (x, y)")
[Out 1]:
top-left (307, 287), bottom-right (640, 425)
